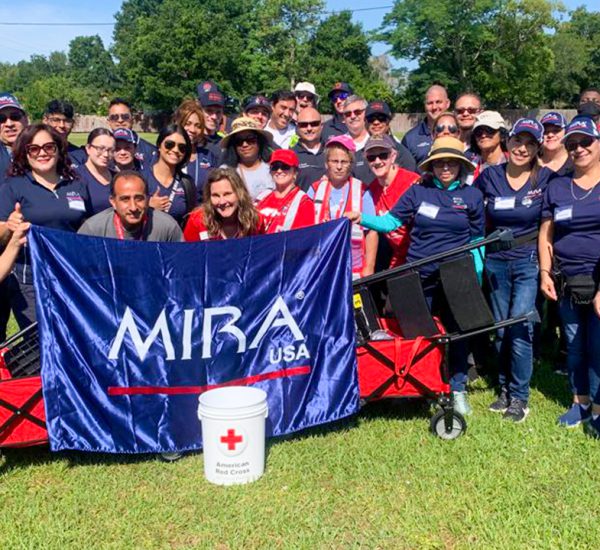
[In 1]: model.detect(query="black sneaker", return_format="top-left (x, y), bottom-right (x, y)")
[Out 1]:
top-left (503, 398), bottom-right (530, 423)
top-left (489, 390), bottom-right (509, 413)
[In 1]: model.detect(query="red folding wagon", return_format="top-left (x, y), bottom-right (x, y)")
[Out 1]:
top-left (353, 229), bottom-right (536, 439)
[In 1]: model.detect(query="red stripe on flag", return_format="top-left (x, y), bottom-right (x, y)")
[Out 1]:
top-left (107, 365), bottom-right (311, 396)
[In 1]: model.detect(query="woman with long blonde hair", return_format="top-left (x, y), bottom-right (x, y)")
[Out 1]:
top-left (183, 167), bottom-right (263, 241)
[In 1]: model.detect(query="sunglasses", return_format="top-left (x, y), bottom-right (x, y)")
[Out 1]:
top-left (297, 120), bottom-right (321, 129)
top-left (343, 108), bottom-right (365, 119)
top-left (435, 124), bottom-right (459, 134)
top-left (565, 136), bottom-right (596, 152)
top-left (295, 93), bottom-right (315, 101)
top-left (332, 92), bottom-right (350, 102)
top-left (0, 112), bottom-right (24, 124)
top-left (432, 159), bottom-right (460, 168)
top-left (26, 142), bottom-right (57, 158)
top-left (270, 162), bottom-right (293, 172)
top-left (108, 113), bottom-right (132, 122)
top-left (473, 127), bottom-right (498, 138)
top-left (163, 140), bottom-right (187, 154)
top-left (366, 151), bottom-right (391, 163)
top-left (234, 135), bottom-right (258, 146)
top-left (367, 114), bottom-right (389, 124)
top-left (455, 107), bottom-right (480, 115)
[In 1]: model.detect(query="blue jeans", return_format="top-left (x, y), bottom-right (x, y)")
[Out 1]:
top-left (485, 254), bottom-right (539, 401)
top-left (423, 280), bottom-right (468, 393)
top-left (559, 297), bottom-right (600, 404)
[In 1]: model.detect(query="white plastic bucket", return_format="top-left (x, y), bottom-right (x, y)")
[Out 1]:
top-left (198, 386), bottom-right (268, 485)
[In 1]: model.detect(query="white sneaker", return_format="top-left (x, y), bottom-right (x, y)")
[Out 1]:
top-left (453, 391), bottom-right (472, 416)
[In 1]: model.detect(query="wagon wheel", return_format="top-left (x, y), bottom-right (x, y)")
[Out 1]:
top-left (430, 409), bottom-right (467, 440)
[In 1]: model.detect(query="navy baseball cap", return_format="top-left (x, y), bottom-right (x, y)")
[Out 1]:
top-left (113, 128), bottom-right (136, 144)
top-left (540, 111), bottom-right (566, 129)
top-left (0, 93), bottom-right (25, 113)
top-left (366, 100), bottom-right (392, 120)
top-left (243, 95), bottom-right (272, 115)
top-left (328, 82), bottom-right (353, 99)
top-left (561, 116), bottom-right (600, 142)
top-left (364, 134), bottom-right (395, 153)
top-left (509, 118), bottom-right (544, 143)
top-left (197, 80), bottom-right (225, 108)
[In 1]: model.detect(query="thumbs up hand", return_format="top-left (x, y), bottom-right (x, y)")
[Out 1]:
top-left (7, 202), bottom-right (25, 232)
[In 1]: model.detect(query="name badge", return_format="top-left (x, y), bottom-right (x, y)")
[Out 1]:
top-left (417, 201), bottom-right (440, 219)
top-left (494, 196), bottom-right (516, 210)
top-left (67, 198), bottom-right (86, 212)
top-left (554, 206), bottom-right (573, 222)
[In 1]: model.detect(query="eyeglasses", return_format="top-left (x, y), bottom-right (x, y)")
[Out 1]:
top-left (366, 151), bottom-right (391, 163)
top-left (366, 114), bottom-right (389, 124)
top-left (455, 107), bottom-right (480, 115)
top-left (332, 92), bottom-right (350, 102)
top-left (435, 124), bottom-right (459, 134)
top-left (297, 120), bottom-right (321, 129)
top-left (0, 112), bottom-right (24, 124)
top-left (234, 135), bottom-right (258, 146)
top-left (327, 159), bottom-right (351, 166)
top-left (108, 113), bottom-right (132, 122)
top-left (473, 127), bottom-right (498, 138)
top-left (89, 144), bottom-right (116, 156)
top-left (26, 142), bottom-right (57, 158)
top-left (270, 162), bottom-right (293, 172)
top-left (163, 140), bottom-right (187, 154)
top-left (565, 136), bottom-right (596, 152)
top-left (343, 109), bottom-right (365, 119)
top-left (47, 116), bottom-right (73, 126)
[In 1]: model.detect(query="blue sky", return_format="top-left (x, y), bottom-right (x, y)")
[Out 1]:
top-left (0, 0), bottom-right (595, 65)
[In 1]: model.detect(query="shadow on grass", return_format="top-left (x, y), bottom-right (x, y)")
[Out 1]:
top-left (530, 358), bottom-right (572, 408)
top-left (0, 444), bottom-right (193, 474)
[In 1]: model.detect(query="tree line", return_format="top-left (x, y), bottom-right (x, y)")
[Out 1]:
top-left (0, 0), bottom-right (598, 120)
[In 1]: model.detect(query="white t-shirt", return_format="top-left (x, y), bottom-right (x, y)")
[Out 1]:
top-left (266, 123), bottom-right (296, 149)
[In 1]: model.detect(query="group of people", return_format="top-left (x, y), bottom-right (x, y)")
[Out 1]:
top-left (1, 80), bottom-right (600, 438)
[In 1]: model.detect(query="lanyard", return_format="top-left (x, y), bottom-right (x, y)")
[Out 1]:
top-left (113, 212), bottom-right (148, 240)
top-left (326, 179), bottom-right (351, 220)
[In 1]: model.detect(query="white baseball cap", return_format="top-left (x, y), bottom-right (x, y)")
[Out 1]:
top-left (293, 82), bottom-right (319, 102)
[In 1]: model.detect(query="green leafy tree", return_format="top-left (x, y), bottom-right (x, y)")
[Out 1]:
top-left (380, 0), bottom-right (559, 108)
top-left (68, 36), bottom-right (118, 91)
top-left (546, 8), bottom-right (600, 107)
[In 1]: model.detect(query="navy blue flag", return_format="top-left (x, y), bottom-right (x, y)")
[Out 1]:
top-left (29, 219), bottom-right (359, 453)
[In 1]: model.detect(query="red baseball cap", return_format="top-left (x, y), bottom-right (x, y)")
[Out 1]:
top-left (269, 149), bottom-right (299, 168)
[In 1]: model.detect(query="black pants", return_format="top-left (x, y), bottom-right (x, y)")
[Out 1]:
top-left (0, 274), bottom-right (37, 341)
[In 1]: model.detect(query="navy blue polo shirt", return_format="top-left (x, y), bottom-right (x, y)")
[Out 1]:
top-left (143, 166), bottom-right (197, 225)
top-left (542, 175), bottom-right (600, 279)
top-left (67, 142), bottom-right (87, 168)
top-left (293, 142), bottom-right (326, 192)
top-left (0, 172), bottom-right (90, 283)
top-left (205, 133), bottom-right (223, 158)
top-left (401, 120), bottom-right (432, 166)
top-left (135, 137), bottom-right (157, 166)
top-left (0, 144), bottom-right (12, 182)
top-left (182, 145), bottom-right (218, 200)
top-left (476, 165), bottom-right (550, 260)
top-left (321, 114), bottom-right (348, 143)
top-left (391, 178), bottom-right (484, 277)
top-left (393, 138), bottom-right (417, 172)
top-left (75, 164), bottom-right (113, 215)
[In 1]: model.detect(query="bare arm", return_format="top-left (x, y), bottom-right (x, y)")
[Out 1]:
top-left (0, 222), bottom-right (29, 282)
top-left (538, 218), bottom-right (557, 301)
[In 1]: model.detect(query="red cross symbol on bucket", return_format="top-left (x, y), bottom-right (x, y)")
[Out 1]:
top-left (218, 427), bottom-right (248, 456)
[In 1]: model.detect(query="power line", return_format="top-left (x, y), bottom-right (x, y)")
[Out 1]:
top-left (0, 5), bottom-right (395, 26)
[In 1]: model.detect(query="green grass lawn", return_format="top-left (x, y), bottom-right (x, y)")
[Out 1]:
top-left (69, 132), bottom-right (158, 148)
top-left (1, 348), bottom-right (598, 548)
